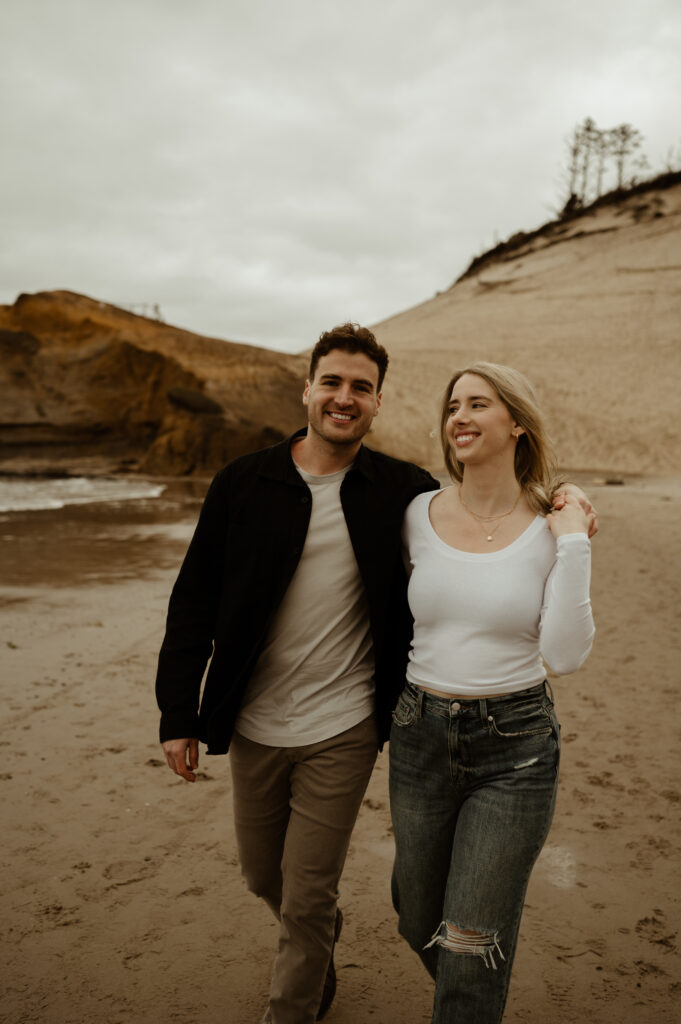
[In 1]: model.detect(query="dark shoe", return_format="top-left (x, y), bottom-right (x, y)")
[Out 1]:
top-left (316, 908), bottom-right (343, 1021)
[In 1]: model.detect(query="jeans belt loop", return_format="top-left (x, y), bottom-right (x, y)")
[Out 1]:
top-left (544, 678), bottom-right (554, 702)
top-left (415, 687), bottom-right (424, 719)
top-left (479, 697), bottom-right (488, 722)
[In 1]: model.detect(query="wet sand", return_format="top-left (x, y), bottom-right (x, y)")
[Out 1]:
top-left (1, 477), bottom-right (680, 1023)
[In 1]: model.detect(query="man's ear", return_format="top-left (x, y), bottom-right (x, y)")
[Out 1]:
top-left (302, 380), bottom-right (311, 406)
top-left (374, 392), bottom-right (382, 417)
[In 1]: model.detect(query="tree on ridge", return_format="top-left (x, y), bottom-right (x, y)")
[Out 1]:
top-left (559, 117), bottom-right (647, 211)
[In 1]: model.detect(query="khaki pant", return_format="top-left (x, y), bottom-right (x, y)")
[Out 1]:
top-left (230, 716), bottom-right (379, 1024)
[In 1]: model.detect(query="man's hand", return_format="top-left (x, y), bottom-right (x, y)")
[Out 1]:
top-left (546, 493), bottom-right (589, 539)
top-left (162, 737), bottom-right (199, 782)
top-left (553, 483), bottom-right (599, 538)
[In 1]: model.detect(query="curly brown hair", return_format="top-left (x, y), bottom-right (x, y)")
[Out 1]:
top-left (309, 322), bottom-right (389, 391)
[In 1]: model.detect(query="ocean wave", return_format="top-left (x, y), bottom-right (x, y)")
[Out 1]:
top-left (0, 477), bottom-right (166, 512)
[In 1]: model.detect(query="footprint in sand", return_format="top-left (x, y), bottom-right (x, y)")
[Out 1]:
top-left (362, 798), bottom-right (384, 811)
top-left (102, 857), bottom-right (158, 887)
top-left (39, 903), bottom-right (81, 928)
top-left (635, 912), bottom-right (678, 952)
top-left (586, 771), bottom-right (625, 792)
top-left (628, 836), bottom-right (673, 871)
top-left (571, 787), bottom-right (596, 806)
top-left (634, 960), bottom-right (668, 977)
top-left (609, 752), bottom-right (636, 768)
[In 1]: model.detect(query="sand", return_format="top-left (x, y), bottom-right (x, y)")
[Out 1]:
top-left (1, 475), bottom-right (680, 1023)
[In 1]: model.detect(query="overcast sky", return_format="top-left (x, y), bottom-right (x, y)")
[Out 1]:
top-left (2, 0), bottom-right (679, 352)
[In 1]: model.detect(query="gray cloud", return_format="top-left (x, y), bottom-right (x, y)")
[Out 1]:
top-left (2, 0), bottom-right (680, 351)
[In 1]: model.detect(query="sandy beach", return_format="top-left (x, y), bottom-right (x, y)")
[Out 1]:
top-left (1, 475), bottom-right (680, 1023)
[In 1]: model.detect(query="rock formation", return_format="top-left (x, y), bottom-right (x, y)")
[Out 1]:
top-left (0, 290), bottom-right (308, 475)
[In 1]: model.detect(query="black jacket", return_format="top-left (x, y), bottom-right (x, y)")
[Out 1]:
top-left (155, 430), bottom-right (438, 753)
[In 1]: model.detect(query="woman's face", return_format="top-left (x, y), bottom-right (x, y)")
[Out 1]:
top-left (445, 373), bottom-right (522, 466)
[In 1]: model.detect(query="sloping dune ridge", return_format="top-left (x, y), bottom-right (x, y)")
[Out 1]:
top-left (369, 178), bottom-right (681, 477)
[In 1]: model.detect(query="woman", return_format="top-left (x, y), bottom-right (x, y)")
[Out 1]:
top-left (389, 362), bottom-right (595, 1024)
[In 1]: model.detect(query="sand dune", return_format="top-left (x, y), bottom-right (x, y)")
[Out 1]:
top-left (370, 180), bottom-right (681, 477)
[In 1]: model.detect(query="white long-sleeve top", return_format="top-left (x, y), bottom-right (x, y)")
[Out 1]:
top-left (403, 491), bottom-right (595, 695)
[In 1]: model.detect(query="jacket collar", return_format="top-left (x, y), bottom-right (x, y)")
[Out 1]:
top-left (257, 427), bottom-right (376, 483)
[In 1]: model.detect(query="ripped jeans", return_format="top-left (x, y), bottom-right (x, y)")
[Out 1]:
top-left (389, 681), bottom-right (560, 1024)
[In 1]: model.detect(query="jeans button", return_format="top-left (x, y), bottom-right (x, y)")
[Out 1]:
top-left (451, 701), bottom-right (461, 711)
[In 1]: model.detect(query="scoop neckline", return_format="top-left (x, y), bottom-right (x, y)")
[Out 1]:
top-left (422, 489), bottom-right (545, 560)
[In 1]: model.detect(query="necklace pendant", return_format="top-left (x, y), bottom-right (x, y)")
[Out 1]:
top-left (487, 535), bottom-right (493, 542)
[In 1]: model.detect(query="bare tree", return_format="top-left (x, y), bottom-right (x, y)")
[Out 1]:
top-left (579, 117), bottom-right (598, 201)
top-left (611, 123), bottom-right (644, 188)
top-left (594, 128), bottom-right (614, 198)
top-left (559, 118), bottom-right (652, 213)
top-left (565, 123), bottom-right (583, 198)
top-left (560, 117), bottom-right (598, 211)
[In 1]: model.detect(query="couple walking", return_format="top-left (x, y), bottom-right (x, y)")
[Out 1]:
top-left (156, 322), bottom-right (595, 1024)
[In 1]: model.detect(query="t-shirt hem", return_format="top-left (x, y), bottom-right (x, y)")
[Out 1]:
top-left (235, 703), bottom-right (375, 748)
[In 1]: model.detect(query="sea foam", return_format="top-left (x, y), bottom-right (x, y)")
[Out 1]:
top-left (0, 477), bottom-right (166, 513)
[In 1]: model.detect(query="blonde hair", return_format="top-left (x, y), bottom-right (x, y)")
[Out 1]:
top-left (439, 362), bottom-right (562, 514)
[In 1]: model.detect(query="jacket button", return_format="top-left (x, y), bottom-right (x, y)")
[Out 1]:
top-left (300, 495), bottom-right (310, 503)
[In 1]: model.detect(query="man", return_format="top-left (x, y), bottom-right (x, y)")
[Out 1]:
top-left (156, 323), bottom-right (438, 1024)
top-left (156, 324), bottom-right (596, 1023)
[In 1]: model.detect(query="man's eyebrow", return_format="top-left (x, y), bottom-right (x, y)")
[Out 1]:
top-left (319, 373), bottom-right (375, 388)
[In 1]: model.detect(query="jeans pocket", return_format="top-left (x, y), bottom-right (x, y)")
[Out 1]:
top-left (487, 701), bottom-right (554, 739)
top-left (391, 688), bottom-right (418, 728)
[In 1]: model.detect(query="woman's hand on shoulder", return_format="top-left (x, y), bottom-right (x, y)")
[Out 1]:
top-left (546, 493), bottom-right (590, 539)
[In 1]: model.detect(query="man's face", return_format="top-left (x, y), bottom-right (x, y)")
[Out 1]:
top-left (303, 349), bottom-right (382, 447)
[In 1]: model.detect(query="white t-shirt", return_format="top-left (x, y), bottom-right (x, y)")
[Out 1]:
top-left (235, 463), bottom-right (375, 746)
top-left (403, 490), bottom-right (594, 695)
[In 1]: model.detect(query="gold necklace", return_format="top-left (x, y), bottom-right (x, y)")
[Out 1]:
top-left (458, 485), bottom-right (522, 542)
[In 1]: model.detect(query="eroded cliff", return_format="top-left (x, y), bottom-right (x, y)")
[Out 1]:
top-left (0, 291), bottom-right (308, 475)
